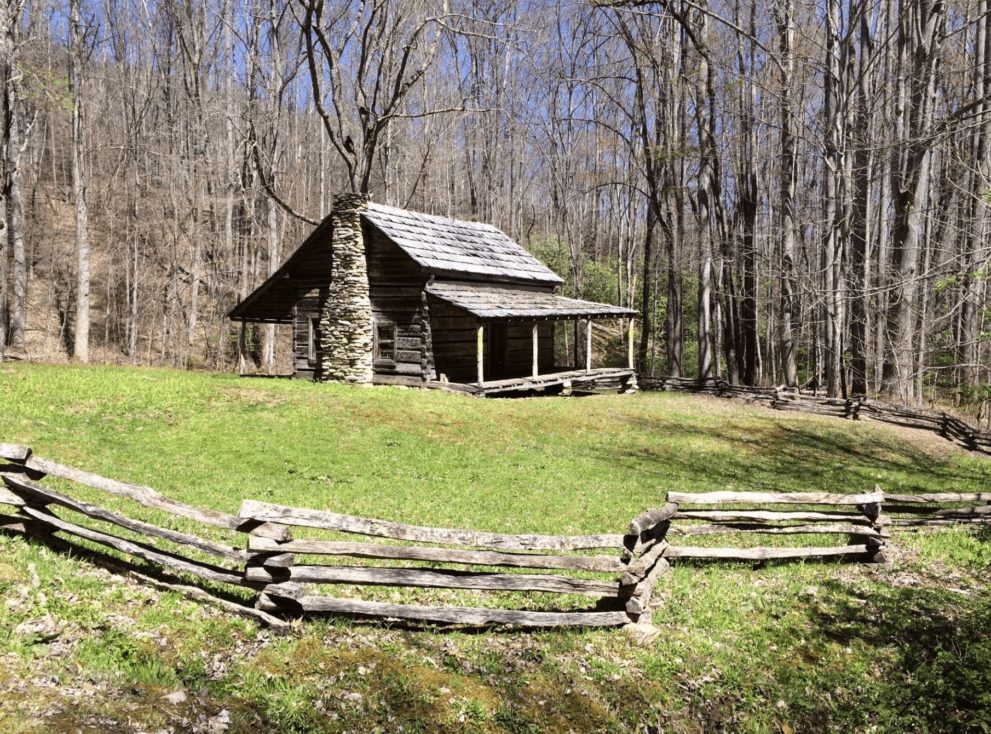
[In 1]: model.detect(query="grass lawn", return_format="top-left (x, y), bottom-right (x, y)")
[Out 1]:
top-left (0, 361), bottom-right (989, 733)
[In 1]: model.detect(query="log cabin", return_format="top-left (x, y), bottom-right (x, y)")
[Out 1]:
top-left (228, 193), bottom-right (637, 395)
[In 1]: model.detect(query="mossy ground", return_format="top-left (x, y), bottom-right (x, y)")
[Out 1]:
top-left (0, 362), bottom-right (989, 733)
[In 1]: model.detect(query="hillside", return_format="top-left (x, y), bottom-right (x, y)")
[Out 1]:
top-left (0, 363), bottom-right (989, 733)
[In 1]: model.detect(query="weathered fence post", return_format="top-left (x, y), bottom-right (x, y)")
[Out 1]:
top-left (0, 445), bottom-right (54, 538)
top-left (856, 484), bottom-right (887, 563)
top-left (239, 501), bottom-right (301, 614)
top-left (620, 503), bottom-right (677, 621)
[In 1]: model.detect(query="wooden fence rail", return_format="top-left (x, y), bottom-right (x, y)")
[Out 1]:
top-left (664, 488), bottom-right (889, 564)
top-left (0, 444), bottom-right (290, 630)
top-left (0, 442), bottom-right (987, 630)
top-left (238, 499), bottom-right (633, 627)
top-left (640, 376), bottom-right (991, 455)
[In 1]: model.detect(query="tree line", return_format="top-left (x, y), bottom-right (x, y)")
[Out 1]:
top-left (1, 0), bottom-right (990, 406)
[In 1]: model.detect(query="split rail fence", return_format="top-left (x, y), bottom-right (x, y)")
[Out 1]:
top-left (642, 376), bottom-right (991, 455)
top-left (0, 442), bottom-right (987, 629)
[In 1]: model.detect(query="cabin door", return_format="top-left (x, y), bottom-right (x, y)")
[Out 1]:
top-left (485, 322), bottom-right (509, 380)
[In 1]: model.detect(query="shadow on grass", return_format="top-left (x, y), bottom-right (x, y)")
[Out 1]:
top-left (796, 576), bottom-right (991, 733)
top-left (0, 523), bottom-right (629, 636)
top-left (0, 525), bottom-right (256, 601)
top-left (605, 413), bottom-right (991, 491)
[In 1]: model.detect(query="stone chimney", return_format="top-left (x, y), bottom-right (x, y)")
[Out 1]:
top-left (319, 192), bottom-right (373, 383)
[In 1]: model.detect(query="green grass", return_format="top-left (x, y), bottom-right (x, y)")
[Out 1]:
top-left (0, 362), bottom-right (989, 733)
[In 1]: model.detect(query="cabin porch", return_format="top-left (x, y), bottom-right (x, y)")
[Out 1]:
top-left (371, 366), bottom-right (637, 396)
top-left (473, 366), bottom-right (637, 395)
top-left (423, 280), bottom-right (638, 395)
top-left (373, 302), bottom-right (638, 396)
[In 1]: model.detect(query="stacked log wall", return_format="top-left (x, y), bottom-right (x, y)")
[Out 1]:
top-left (364, 225), bottom-right (431, 378)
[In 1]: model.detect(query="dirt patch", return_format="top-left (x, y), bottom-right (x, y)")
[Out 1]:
top-left (215, 387), bottom-right (288, 408)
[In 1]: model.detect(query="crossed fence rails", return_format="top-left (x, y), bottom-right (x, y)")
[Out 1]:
top-left (0, 442), bottom-right (986, 629)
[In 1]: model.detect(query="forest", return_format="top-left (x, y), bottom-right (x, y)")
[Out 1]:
top-left (1, 0), bottom-right (989, 407)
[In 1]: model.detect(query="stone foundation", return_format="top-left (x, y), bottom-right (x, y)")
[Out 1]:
top-left (319, 193), bottom-right (373, 383)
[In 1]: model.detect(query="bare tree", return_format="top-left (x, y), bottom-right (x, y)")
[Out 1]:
top-left (295, 0), bottom-right (449, 197)
top-left (882, 0), bottom-right (945, 401)
top-left (773, 0), bottom-right (798, 388)
top-left (69, 0), bottom-right (93, 363)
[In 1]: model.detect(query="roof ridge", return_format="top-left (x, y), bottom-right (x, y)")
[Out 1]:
top-left (365, 200), bottom-right (500, 232)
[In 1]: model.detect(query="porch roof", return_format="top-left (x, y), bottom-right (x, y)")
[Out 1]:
top-left (425, 280), bottom-right (636, 321)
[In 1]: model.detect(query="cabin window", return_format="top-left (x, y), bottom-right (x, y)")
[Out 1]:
top-left (374, 319), bottom-right (396, 365)
top-left (308, 318), bottom-right (319, 363)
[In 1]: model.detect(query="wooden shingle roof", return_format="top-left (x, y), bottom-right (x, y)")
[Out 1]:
top-left (426, 280), bottom-right (636, 321)
top-left (363, 203), bottom-right (563, 285)
top-left (230, 200), bottom-right (573, 323)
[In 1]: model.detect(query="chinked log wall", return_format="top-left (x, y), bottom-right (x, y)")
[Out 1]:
top-left (641, 376), bottom-right (991, 455)
top-left (0, 443), bottom-right (987, 630)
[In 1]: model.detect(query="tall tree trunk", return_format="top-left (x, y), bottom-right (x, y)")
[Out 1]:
top-left (665, 26), bottom-right (685, 377)
top-left (70, 0), bottom-right (90, 363)
top-left (0, 14), bottom-right (7, 363)
top-left (682, 1), bottom-right (719, 381)
top-left (774, 0), bottom-right (799, 388)
top-left (849, 2), bottom-right (875, 395)
top-left (958, 0), bottom-right (990, 391)
top-left (719, 255), bottom-right (739, 384)
top-left (638, 204), bottom-right (655, 372)
top-left (664, 206), bottom-right (683, 377)
top-left (882, 0), bottom-right (944, 402)
top-left (736, 0), bottom-right (759, 385)
top-left (822, 0), bottom-right (844, 397)
top-left (2, 1), bottom-right (25, 353)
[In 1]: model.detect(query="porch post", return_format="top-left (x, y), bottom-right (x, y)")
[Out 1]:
top-left (476, 324), bottom-right (485, 386)
top-left (532, 323), bottom-right (539, 379)
top-left (585, 318), bottom-right (592, 373)
top-left (237, 322), bottom-right (247, 375)
top-left (628, 318), bottom-right (635, 370)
